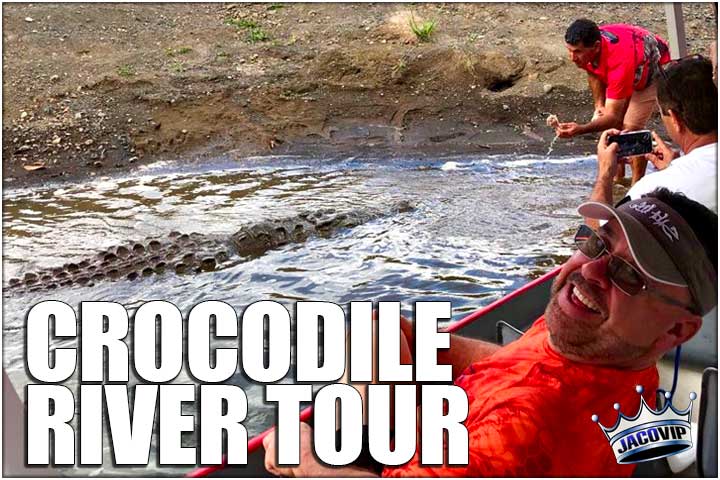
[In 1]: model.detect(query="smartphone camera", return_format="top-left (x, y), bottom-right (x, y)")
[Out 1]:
top-left (607, 130), bottom-right (653, 158)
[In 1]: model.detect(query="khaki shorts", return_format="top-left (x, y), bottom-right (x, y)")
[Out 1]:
top-left (623, 83), bottom-right (657, 130)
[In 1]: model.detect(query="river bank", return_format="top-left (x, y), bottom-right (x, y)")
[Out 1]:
top-left (3, 3), bottom-right (716, 188)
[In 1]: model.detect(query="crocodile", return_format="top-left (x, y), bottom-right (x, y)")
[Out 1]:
top-left (6, 201), bottom-right (413, 293)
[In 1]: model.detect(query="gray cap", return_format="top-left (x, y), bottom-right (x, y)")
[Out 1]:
top-left (578, 198), bottom-right (717, 315)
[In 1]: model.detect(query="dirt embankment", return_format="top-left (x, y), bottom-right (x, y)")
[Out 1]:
top-left (2, 3), bottom-right (716, 187)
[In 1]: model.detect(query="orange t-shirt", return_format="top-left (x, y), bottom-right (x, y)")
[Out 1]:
top-left (383, 317), bottom-right (659, 477)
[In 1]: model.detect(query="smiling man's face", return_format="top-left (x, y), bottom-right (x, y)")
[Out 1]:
top-left (545, 220), bottom-right (696, 368)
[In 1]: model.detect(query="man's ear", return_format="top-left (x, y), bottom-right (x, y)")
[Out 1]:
top-left (667, 109), bottom-right (685, 134)
top-left (656, 315), bottom-right (702, 352)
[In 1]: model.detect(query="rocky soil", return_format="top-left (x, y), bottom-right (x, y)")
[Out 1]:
top-left (2, 3), bottom-right (716, 187)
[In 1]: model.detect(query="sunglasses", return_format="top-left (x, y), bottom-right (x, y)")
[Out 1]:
top-left (574, 225), bottom-right (696, 313)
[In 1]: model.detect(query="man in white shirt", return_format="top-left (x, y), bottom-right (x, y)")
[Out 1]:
top-left (588, 55), bottom-right (717, 218)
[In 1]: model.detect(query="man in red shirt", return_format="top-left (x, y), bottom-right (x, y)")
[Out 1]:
top-left (264, 189), bottom-right (717, 477)
top-left (556, 19), bottom-right (671, 185)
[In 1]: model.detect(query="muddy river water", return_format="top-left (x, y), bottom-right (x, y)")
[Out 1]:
top-left (3, 153), bottom-right (600, 475)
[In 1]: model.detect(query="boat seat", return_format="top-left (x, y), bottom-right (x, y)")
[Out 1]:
top-left (697, 367), bottom-right (717, 477)
top-left (496, 321), bottom-right (524, 346)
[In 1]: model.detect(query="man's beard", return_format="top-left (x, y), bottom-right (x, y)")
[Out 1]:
top-left (545, 272), bottom-right (652, 366)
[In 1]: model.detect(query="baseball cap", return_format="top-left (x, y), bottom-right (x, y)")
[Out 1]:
top-left (578, 198), bottom-right (717, 315)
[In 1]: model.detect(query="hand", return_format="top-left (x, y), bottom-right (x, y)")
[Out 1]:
top-left (371, 311), bottom-right (415, 375)
top-left (263, 423), bottom-right (376, 477)
top-left (546, 114), bottom-right (560, 128)
top-left (597, 129), bottom-right (621, 178)
top-left (263, 423), bottom-right (324, 477)
top-left (644, 131), bottom-right (678, 171)
top-left (555, 122), bottom-right (580, 138)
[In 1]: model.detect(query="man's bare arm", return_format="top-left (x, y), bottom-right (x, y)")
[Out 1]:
top-left (264, 423), bottom-right (380, 477)
top-left (440, 334), bottom-right (501, 381)
top-left (586, 129), bottom-right (621, 229)
top-left (396, 315), bottom-right (500, 381)
top-left (587, 72), bottom-right (606, 111)
top-left (574, 98), bottom-right (629, 135)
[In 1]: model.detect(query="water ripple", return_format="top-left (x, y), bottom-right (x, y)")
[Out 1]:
top-left (2, 153), bottom-right (594, 476)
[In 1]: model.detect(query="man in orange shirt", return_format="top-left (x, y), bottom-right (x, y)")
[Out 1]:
top-left (264, 189), bottom-right (717, 477)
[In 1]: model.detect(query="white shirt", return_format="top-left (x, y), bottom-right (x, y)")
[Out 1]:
top-left (627, 142), bottom-right (718, 212)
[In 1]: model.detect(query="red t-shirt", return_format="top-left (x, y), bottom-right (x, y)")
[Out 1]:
top-left (383, 317), bottom-right (659, 477)
top-left (583, 24), bottom-right (671, 100)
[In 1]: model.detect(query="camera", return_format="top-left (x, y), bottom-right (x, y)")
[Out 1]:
top-left (607, 130), bottom-right (653, 158)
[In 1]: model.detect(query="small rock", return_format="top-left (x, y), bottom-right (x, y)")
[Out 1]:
top-left (20, 111), bottom-right (28, 119)
top-left (84, 139), bottom-right (94, 146)
top-left (502, 104), bottom-right (510, 111)
top-left (93, 161), bottom-right (103, 168)
top-left (15, 145), bottom-right (31, 154)
top-left (51, 136), bottom-right (61, 145)
top-left (50, 74), bottom-right (60, 82)
top-left (181, 129), bottom-right (188, 134)
top-left (24, 17), bottom-right (34, 22)
top-left (74, 112), bottom-right (82, 119)
top-left (23, 163), bottom-right (46, 171)
top-left (127, 156), bottom-right (138, 163)
top-left (543, 84), bottom-right (554, 94)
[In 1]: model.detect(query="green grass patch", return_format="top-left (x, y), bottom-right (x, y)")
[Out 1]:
top-left (117, 65), bottom-right (135, 77)
top-left (409, 14), bottom-right (436, 42)
top-left (225, 17), bottom-right (257, 29)
top-left (225, 17), bottom-right (269, 43)
top-left (165, 46), bottom-right (193, 57)
top-left (170, 61), bottom-right (186, 73)
top-left (267, 3), bottom-right (284, 10)
top-left (392, 58), bottom-right (407, 78)
top-left (247, 27), bottom-right (269, 43)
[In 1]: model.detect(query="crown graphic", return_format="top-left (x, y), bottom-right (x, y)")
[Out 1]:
top-left (592, 385), bottom-right (696, 464)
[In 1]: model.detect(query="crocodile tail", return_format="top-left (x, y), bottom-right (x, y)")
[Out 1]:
top-left (6, 232), bottom-right (231, 293)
